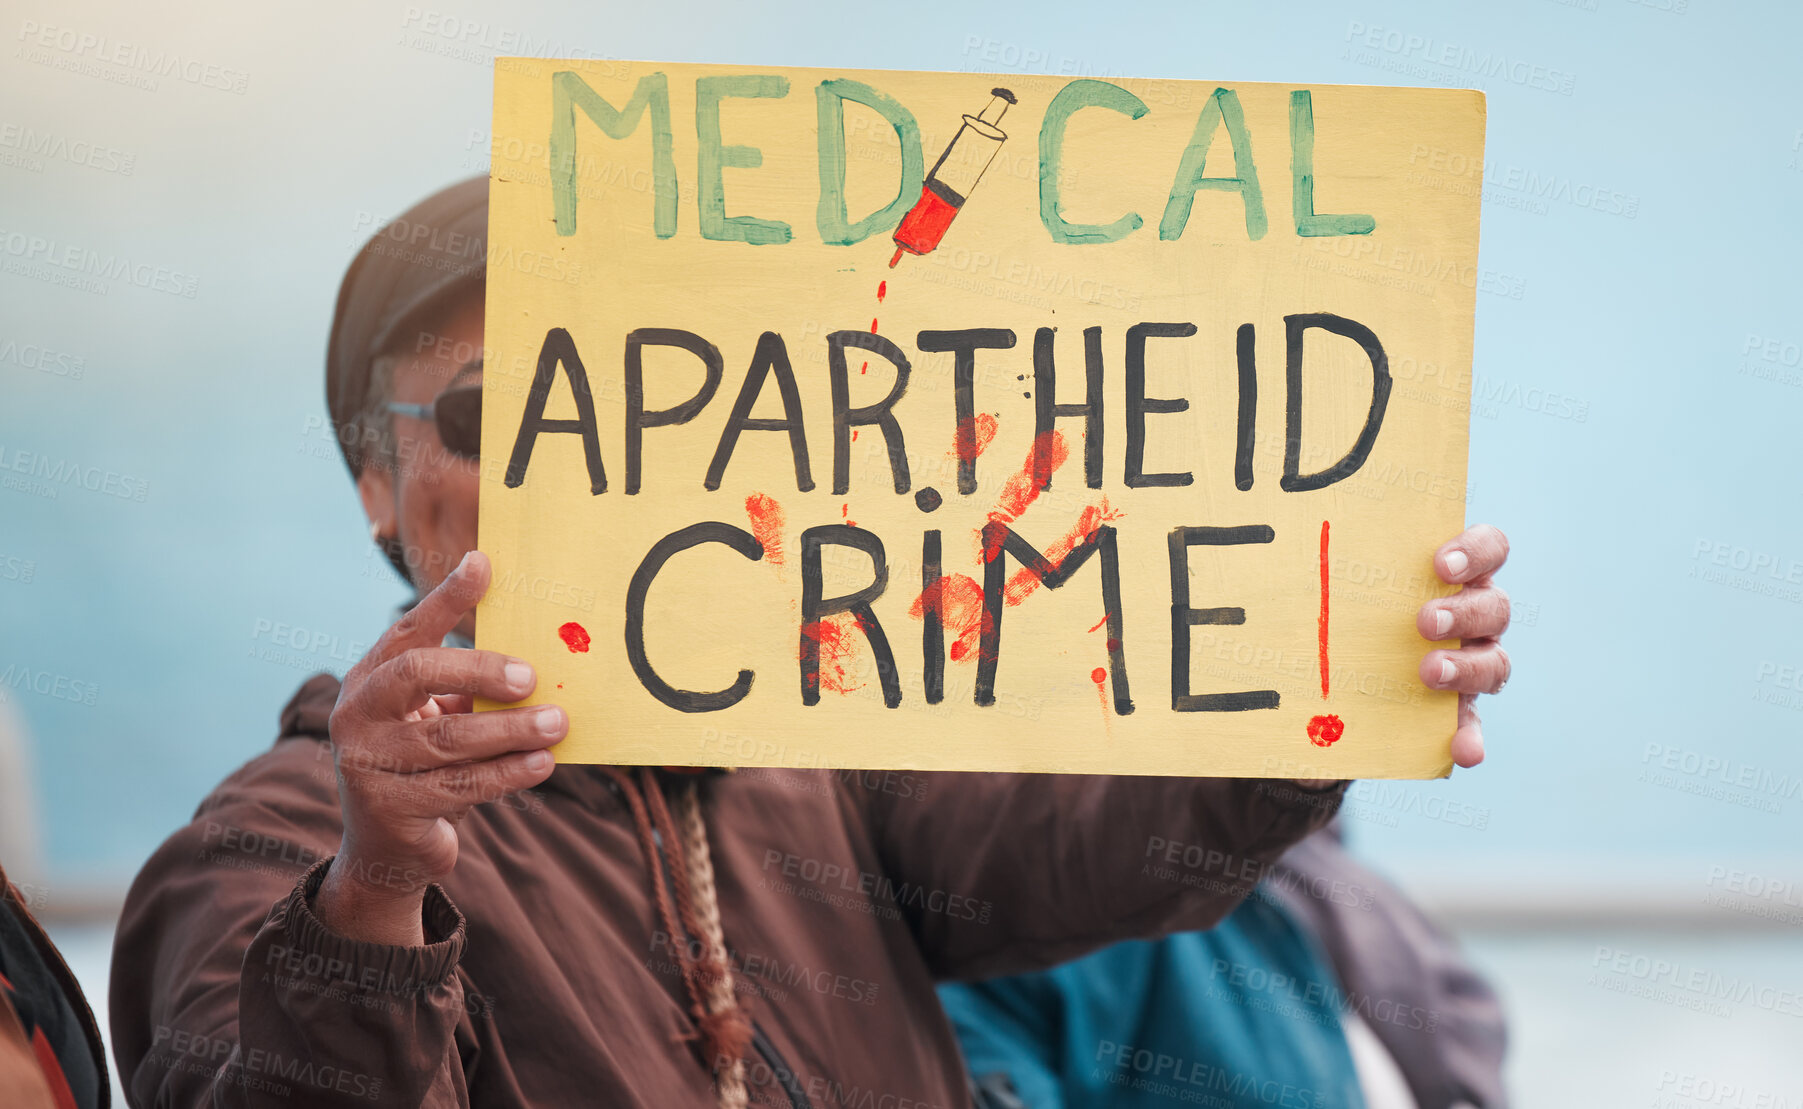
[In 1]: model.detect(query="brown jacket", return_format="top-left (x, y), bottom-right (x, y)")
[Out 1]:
top-left (110, 673), bottom-right (1343, 1108)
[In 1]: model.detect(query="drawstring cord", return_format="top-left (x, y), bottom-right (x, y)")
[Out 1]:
top-left (667, 778), bottom-right (751, 1104)
top-left (599, 766), bottom-right (751, 1108)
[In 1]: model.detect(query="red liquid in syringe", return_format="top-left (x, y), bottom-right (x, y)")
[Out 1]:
top-left (890, 88), bottom-right (1016, 267)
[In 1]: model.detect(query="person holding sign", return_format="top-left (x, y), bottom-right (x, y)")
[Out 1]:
top-left (110, 155), bottom-right (1509, 1109)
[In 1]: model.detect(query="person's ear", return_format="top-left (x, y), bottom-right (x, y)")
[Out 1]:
top-left (356, 465), bottom-right (397, 545)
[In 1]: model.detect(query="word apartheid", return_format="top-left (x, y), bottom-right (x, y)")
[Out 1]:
top-left (503, 316), bottom-right (1388, 499)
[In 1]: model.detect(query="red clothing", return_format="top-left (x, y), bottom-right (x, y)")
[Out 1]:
top-left (111, 673), bottom-right (1343, 1107)
top-left (0, 868), bottom-right (108, 1109)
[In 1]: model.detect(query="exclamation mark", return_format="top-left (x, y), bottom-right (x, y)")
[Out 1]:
top-left (1308, 520), bottom-right (1343, 747)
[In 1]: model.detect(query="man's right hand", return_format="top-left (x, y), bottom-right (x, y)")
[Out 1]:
top-left (314, 550), bottom-right (564, 946)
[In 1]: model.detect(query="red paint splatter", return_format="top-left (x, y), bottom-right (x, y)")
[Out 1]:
top-left (1093, 665), bottom-right (1114, 732)
top-left (841, 502), bottom-right (857, 528)
top-left (800, 614), bottom-right (864, 694)
top-left (557, 622), bottom-right (591, 653)
top-left (1002, 499), bottom-right (1125, 606)
top-left (556, 682), bottom-right (564, 689)
top-left (1318, 520), bottom-right (1331, 699)
top-left (860, 283), bottom-right (886, 371)
top-left (982, 430), bottom-right (1070, 560)
top-left (1307, 714), bottom-right (1344, 747)
top-left (953, 413), bottom-right (998, 468)
top-left (1086, 613), bottom-right (1109, 633)
top-left (909, 573), bottom-right (990, 663)
top-left (858, 316), bottom-right (880, 373)
top-left (744, 492), bottom-right (785, 565)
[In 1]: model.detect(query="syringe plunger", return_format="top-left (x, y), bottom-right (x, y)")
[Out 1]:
top-left (977, 87), bottom-right (1017, 127)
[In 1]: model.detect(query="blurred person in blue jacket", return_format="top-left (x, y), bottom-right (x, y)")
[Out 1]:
top-left (940, 820), bottom-right (1505, 1109)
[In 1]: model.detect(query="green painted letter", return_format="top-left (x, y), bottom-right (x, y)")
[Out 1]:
top-left (551, 71), bottom-right (677, 238)
top-left (1159, 88), bottom-right (1266, 241)
top-left (1290, 90), bottom-right (1375, 237)
top-left (697, 74), bottom-right (792, 245)
top-left (1039, 79), bottom-right (1148, 244)
top-left (816, 79), bottom-right (923, 246)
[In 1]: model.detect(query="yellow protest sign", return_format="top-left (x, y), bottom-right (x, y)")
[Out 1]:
top-left (476, 60), bottom-right (1482, 779)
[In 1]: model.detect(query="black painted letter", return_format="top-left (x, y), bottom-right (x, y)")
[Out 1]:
top-left (1235, 323), bottom-right (1257, 491)
top-left (626, 328), bottom-right (723, 494)
top-left (828, 331), bottom-right (912, 495)
top-left (917, 328), bottom-right (1016, 495)
top-left (506, 327), bottom-right (607, 494)
top-left (1034, 326), bottom-right (1105, 490)
top-left (706, 331), bottom-right (814, 492)
top-left (1168, 525), bottom-right (1280, 712)
top-left (1281, 313), bottom-right (1391, 492)
top-left (978, 522), bottom-right (1132, 715)
top-left (625, 522), bottom-right (764, 712)
top-left (1125, 322), bottom-right (1197, 488)
top-left (799, 525), bottom-right (901, 707)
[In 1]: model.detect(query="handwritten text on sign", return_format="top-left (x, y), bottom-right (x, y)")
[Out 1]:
top-left (476, 61), bottom-right (1482, 778)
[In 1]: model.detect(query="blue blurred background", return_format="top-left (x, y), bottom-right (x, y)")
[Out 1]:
top-left (3, 0), bottom-right (1800, 1102)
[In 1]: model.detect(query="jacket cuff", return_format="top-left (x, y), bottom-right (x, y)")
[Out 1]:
top-left (275, 857), bottom-right (467, 993)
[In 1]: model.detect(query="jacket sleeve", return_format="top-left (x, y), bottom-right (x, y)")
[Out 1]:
top-left (1260, 824), bottom-right (1509, 1109)
top-left (852, 772), bottom-right (1346, 981)
top-left (108, 737), bottom-right (473, 1108)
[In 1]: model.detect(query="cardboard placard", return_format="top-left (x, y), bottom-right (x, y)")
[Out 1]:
top-left (476, 60), bottom-right (1482, 778)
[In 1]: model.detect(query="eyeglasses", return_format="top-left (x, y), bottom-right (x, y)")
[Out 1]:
top-left (387, 383), bottom-right (482, 461)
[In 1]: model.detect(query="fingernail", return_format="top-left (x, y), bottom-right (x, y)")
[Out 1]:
top-left (455, 551), bottom-right (475, 576)
top-left (1443, 550), bottom-right (1469, 579)
top-left (1438, 659), bottom-right (1457, 685)
top-left (534, 706), bottom-right (564, 737)
top-left (504, 661), bottom-right (533, 691)
top-left (1433, 608), bottom-right (1453, 638)
top-left (525, 750), bottom-right (553, 773)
